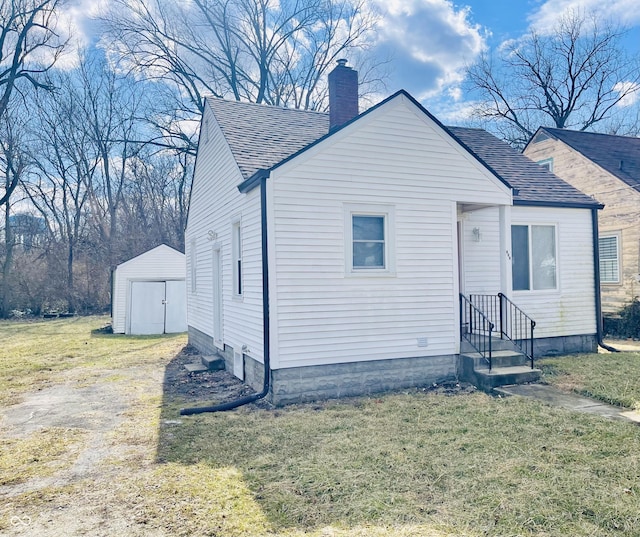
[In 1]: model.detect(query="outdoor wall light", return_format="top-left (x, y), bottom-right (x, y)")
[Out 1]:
top-left (472, 227), bottom-right (481, 242)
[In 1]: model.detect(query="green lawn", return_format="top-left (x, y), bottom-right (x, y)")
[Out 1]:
top-left (1, 317), bottom-right (639, 536)
top-left (0, 315), bottom-right (186, 406)
top-left (539, 351), bottom-right (640, 410)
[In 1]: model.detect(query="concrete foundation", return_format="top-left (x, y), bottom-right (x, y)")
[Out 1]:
top-left (188, 325), bottom-right (597, 405)
top-left (533, 334), bottom-right (597, 357)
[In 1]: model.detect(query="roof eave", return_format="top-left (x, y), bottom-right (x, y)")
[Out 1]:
top-left (514, 199), bottom-right (604, 210)
top-left (239, 169), bottom-right (271, 193)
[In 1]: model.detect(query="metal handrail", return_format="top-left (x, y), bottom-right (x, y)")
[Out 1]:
top-left (498, 292), bottom-right (536, 369)
top-left (469, 293), bottom-right (536, 369)
top-left (460, 294), bottom-right (494, 370)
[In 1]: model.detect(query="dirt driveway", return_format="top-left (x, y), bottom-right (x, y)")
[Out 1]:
top-left (0, 341), bottom-right (255, 536)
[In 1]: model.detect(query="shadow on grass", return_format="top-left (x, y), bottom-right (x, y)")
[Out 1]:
top-left (154, 349), bottom-right (485, 534)
top-left (155, 349), bottom-right (640, 537)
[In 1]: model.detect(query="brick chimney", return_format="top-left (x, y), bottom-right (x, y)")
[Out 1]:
top-left (328, 59), bottom-right (358, 130)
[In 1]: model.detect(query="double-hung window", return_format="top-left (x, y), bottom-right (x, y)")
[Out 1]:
top-left (599, 235), bottom-right (620, 284)
top-left (353, 215), bottom-right (386, 269)
top-left (345, 204), bottom-right (395, 275)
top-left (512, 224), bottom-right (557, 291)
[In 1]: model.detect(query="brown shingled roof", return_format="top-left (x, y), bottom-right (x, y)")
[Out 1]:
top-left (206, 92), bottom-right (600, 208)
top-left (531, 127), bottom-right (640, 190)
top-left (207, 97), bottom-right (329, 179)
top-left (449, 127), bottom-right (600, 207)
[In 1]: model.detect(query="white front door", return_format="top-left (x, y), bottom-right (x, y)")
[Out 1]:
top-left (164, 280), bottom-right (187, 333)
top-left (130, 281), bottom-right (166, 334)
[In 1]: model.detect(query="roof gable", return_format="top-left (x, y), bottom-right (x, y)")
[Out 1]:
top-left (204, 92), bottom-right (599, 208)
top-left (116, 244), bottom-right (184, 270)
top-left (530, 127), bottom-right (640, 190)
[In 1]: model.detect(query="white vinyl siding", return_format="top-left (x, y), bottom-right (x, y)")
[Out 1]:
top-left (599, 235), bottom-right (620, 284)
top-left (510, 206), bottom-right (596, 338)
top-left (185, 102), bottom-right (263, 364)
top-left (269, 95), bottom-right (512, 369)
top-left (190, 238), bottom-right (197, 293)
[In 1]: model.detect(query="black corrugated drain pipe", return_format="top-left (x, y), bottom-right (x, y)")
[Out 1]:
top-left (180, 177), bottom-right (271, 415)
top-left (592, 208), bottom-right (618, 353)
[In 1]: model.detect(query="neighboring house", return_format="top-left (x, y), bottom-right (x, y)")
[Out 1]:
top-left (112, 244), bottom-right (187, 335)
top-left (524, 128), bottom-right (640, 314)
top-left (186, 61), bottom-right (602, 405)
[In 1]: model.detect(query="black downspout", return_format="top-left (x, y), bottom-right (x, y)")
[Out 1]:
top-left (180, 177), bottom-right (271, 415)
top-left (592, 208), bottom-right (618, 353)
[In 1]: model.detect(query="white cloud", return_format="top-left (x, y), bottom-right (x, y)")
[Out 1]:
top-left (371, 0), bottom-right (487, 101)
top-left (614, 81), bottom-right (640, 107)
top-left (528, 0), bottom-right (640, 33)
top-left (40, 0), bottom-right (111, 70)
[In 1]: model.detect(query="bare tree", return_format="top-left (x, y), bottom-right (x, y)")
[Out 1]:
top-left (103, 0), bottom-right (381, 155)
top-left (0, 107), bottom-right (30, 317)
top-left (0, 0), bottom-right (67, 206)
top-left (122, 149), bottom-right (192, 252)
top-left (75, 51), bottom-right (146, 270)
top-left (466, 11), bottom-right (640, 147)
top-left (25, 68), bottom-right (100, 313)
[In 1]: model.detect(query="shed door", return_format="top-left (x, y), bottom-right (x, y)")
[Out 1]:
top-left (165, 280), bottom-right (187, 333)
top-left (130, 282), bottom-right (166, 334)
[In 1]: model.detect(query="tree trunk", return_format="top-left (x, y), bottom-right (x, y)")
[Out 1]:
top-left (67, 236), bottom-right (75, 313)
top-left (1, 204), bottom-right (14, 318)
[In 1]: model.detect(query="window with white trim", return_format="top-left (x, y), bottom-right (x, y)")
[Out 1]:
top-left (537, 158), bottom-right (553, 172)
top-left (599, 235), bottom-right (620, 283)
top-left (345, 205), bottom-right (395, 275)
top-left (353, 215), bottom-right (385, 268)
top-left (512, 224), bottom-right (557, 291)
top-left (232, 221), bottom-right (242, 296)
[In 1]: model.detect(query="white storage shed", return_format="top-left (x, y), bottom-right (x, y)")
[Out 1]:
top-left (111, 244), bottom-right (187, 335)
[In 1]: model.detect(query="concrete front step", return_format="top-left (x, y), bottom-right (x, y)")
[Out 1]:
top-left (459, 350), bottom-right (540, 392)
top-left (474, 366), bottom-right (541, 391)
top-left (461, 350), bottom-right (530, 368)
top-left (461, 337), bottom-right (519, 353)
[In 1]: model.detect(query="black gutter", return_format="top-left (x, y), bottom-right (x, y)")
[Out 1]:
top-left (180, 176), bottom-right (272, 414)
top-left (591, 207), bottom-right (618, 353)
top-left (514, 199), bottom-right (603, 210)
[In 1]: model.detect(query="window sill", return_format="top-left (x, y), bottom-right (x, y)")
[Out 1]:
top-left (512, 288), bottom-right (560, 295)
top-left (346, 269), bottom-right (396, 278)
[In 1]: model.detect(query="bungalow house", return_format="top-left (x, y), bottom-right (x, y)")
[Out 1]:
top-left (185, 61), bottom-right (602, 405)
top-left (524, 128), bottom-right (640, 314)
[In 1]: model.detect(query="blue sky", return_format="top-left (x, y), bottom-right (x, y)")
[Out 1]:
top-left (61, 0), bottom-right (640, 123)
top-left (367, 0), bottom-right (640, 121)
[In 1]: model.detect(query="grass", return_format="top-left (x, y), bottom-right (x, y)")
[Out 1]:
top-left (0, 427), bottom-right (87, 486)
top-left (0, 315), bottom-right (187, 406)
top-left (539, 351), bottom-right (640, 409)
top-left (1, 316), bottom-right (639, 536)
top-left (154, 393), bottom-right (640, 536)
